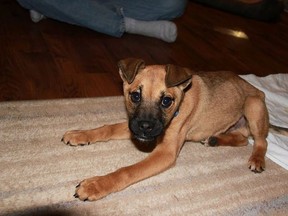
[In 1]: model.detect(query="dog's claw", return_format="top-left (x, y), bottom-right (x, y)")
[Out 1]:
top-left (62, 130), bottom-right (93, 146)
top-left (249, 165), bottom-right (265, 173)
top-left (84, 198), bottom-right (89, 202)
top-left (74, 193), bottom-right (79, 198)
top-left (248, 156), bottom-right (265, 173)
top-left (251, 169), bottom-right (262, 173)
top-left (76, 184), bottom-right (80, 188)
top-left (253, 170), bottom-right (261, 174)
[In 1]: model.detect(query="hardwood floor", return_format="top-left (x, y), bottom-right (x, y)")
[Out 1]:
top-left (1, 0), bottom-right (288, 101)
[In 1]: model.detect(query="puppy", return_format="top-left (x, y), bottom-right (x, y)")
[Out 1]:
top-left (62, 58), bottom-right (270, 201)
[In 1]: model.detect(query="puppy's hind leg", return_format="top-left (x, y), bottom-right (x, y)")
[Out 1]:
top-left (206, 130), bottom-right (249, 147)
top-left (244, 95), bottom-right (269, 173)
top-left (205, 116), bottom-right (249, 147)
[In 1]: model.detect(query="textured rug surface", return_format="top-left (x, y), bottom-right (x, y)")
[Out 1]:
top-left (1, 96), bottom-right (288, 216)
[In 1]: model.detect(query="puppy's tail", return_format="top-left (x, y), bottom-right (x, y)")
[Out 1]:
top-left (269, 124), bottom-right (288, 136)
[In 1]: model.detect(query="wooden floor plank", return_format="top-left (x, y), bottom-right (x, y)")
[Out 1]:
top-left (0, 1), bottom-right (287, 101)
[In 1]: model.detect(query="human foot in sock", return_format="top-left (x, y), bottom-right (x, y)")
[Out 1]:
top-left (30, 10), bottom-right (45, 23)
top-left (124, 17), bottom-right (177, 43)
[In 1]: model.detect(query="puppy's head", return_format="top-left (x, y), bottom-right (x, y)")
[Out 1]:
top-left (118, 58), bottom-right (192, 143)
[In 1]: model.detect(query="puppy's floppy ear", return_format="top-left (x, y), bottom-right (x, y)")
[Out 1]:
top-left (165, 64), bottom-right (192, 90)
top-left (118, 58), bottom-right (145, 84)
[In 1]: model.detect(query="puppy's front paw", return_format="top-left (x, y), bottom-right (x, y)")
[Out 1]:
top-left (248, 155), bottom-right (265, 173)
top-left (62, 130), bottom-right (91, 146)
top-left (74, 176), bottom-right (115, 201)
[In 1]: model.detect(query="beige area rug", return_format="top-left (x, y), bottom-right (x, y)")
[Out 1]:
top-left (1, 96), bottom-right (288, 216)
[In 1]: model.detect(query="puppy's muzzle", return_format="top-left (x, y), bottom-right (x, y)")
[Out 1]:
top-left (129, 118), bottom-right (164, 142)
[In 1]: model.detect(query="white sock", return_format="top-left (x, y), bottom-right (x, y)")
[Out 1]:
top-left (29, 10), bottom-right (45, 23)
top-left (124, 17), bottom-right (177, 43)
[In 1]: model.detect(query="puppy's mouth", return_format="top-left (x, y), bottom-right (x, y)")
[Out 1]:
top-left (132, 133), bottom-right (158, 153)
top-left (129, 118), bottom-right (164, 143)
top-left (132, 134), bottom-right (157, 143)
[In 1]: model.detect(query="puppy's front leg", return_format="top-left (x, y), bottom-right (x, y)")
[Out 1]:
top-left (74, 138), bottom-right (183, 201)
top-left (62, 122), bottom-right (130, 146)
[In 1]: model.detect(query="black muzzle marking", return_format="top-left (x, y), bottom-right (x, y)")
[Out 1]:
top-left (129, 116), bottom-right (164, 142)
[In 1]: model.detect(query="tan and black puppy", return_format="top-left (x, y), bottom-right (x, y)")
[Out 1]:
top-left (62, 58), bottom-right (269, 201)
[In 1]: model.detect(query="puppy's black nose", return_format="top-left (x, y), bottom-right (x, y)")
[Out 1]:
top-left (138, 121), bottom-right (154, 133)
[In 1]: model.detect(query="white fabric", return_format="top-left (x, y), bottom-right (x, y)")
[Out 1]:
top-left (240, 74), bottom-right (288, 170)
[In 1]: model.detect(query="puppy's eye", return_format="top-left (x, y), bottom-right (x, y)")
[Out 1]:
top-left (161, 96), bottom-right (173, 108)
top-left (130, 91), bottom-right (141, 103)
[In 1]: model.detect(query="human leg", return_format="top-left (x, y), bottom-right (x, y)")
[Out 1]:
top-left (17, 0), bottom-right (187, 42)
top-left (124, 18), bottom-right (177, 42)
top-left (17, 0), bottom-right (125, 37)
top-left (118, 0), bottom-right (188, 42)
top-left (109, 0), bottom-right (188, 21)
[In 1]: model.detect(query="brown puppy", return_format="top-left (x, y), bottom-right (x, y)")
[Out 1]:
top-left (62, 58), bottom-right (269, 201)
